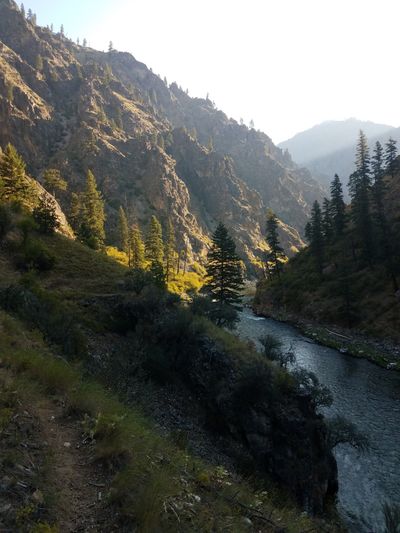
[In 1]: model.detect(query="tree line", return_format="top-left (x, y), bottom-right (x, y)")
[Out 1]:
top-left (305, 132), bottom-right (399, 293)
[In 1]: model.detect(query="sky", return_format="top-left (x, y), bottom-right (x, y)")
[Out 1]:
top-left (25, 0), bottom-right (400, 143)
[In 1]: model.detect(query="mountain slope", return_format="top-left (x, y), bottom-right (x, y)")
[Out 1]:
top-left (0, 0), bottom-right (325, 270)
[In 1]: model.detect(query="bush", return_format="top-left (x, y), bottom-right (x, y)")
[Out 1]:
top-left (0, 204), bottom-right (12, 241)
top-left (16, 238), bottom-right (56, 272)
top-left (292, 368), bottom-right (333, 408)
top-left (17, 216), bottom-right (37, 244)
top-left (124, 268), bottom-right (156, 294)
top-left (191, 294), bottom-right (238, 330)
top-left (259, 334), bottom-right (296, 368)
top-left (0, 283), bottom-right (86, 358)
top-left (326, 415), bottom-right (369, 451)
top-left (32, 194), bottom-right (60, 234)
top-left (141, 306), bottom-right (206, 384)
top-left (233, 362), bottom-right (275, 410)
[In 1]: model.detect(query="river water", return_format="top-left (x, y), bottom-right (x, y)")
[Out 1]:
top-left (237, 309), bottom-right (400, 533)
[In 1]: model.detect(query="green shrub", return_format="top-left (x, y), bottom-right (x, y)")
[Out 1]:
top-left (191, 294), bottom-right (238, 329)
top-left (0, 203), bottom-right (12, 241)
top-left (259, 334), bottom-right (296, 368)
top-left (16, 238), bottom-right (56, 272)
top-left (0, 283), bottom-right (86, 358)
top-left (32, 194), bottom-right (60, 234)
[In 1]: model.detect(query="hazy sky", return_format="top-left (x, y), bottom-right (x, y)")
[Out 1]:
top-left (26, 0), bottom-right (400, 143)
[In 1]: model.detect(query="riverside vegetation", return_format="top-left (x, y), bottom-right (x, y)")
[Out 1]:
top-left (256, 132), bottom-right (400, 362)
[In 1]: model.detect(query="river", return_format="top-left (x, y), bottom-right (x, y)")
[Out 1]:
top-left (237, 309), bottom-right (400, 533)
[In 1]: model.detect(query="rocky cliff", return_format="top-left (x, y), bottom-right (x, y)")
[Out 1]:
top-left (0, 0), bottom-right (324, 271)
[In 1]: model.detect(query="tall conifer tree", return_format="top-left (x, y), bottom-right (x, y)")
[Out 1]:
top-left (0, 143), bottom-right (30, 204)
top-left (309, 201), bottom-right (324, 274)
top-left (348, 130), bottom-right (373, 261)
top-left (79, 170), bottom-right (105, 249)
top-left (203, 223), bottom-right (244, 325)
top-left (164, 218), bottom-right (177, 283)
top-left (130, 224), bottom-right (146, 270)
top-left (146, 215), bottom-right (164, 267)
top-left (118, 206), bottom-right (129, 255)
top-left (384, 138), bottom-right (398, 178)
top-left (322, 198), bottom-right (334, 242)
top-left (265, 211), bottom-right (286, 278)
top-left (330, 174), bottom-right (346, 237)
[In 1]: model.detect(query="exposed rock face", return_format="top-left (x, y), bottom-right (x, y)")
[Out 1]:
top-left (0, 0), bottom-right (324, 270)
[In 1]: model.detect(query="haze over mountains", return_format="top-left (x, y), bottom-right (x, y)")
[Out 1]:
top-left (279, 118), bottom-right (400, 192)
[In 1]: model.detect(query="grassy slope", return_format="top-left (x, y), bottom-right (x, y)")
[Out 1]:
top-left (256, 247), bottom-right (400, 340)
top-left (0, 310), bottom-right (336, 532)
top-left (0, 230), bottom-right (341, 532)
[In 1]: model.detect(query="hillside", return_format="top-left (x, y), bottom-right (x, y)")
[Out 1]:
top-left (254, 165), bottom-right (400, 356)
top-left (0, 198), bottom-right (344, 531)
top-left (0, 0), bottom-right (327, 271)
top-left (279, 119), bottom-right (397, 193)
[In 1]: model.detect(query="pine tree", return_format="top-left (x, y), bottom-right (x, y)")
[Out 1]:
top-left (203, 223), bottom-right (244, 327)
top-left (43, 168), bottom-right (67, 199)
top-left (330, 174), bottom-right (346, 237)
top-left (130, 224), bottom-right (146, 270)
top-left (69, 192), bottom-right (82, 231)
top-left (118, 206), bottom-right (129, 255)
top-left (79, 170), bottom-right (105, 249)
top-left (146, 215), bottom-right (164, 268)
top-left (164, 218), bottom-right (177, 282)
top-left (108, 41), bottom-right (113, 53)
top-left (308, 201), bottom-right (324, 274)
top-left (265, 210), bottom-right (286, 278)
top-left (304, 221), bottom-right (312, 243)
top-left (322, 197), bottom-right (334, 242)
top-left (27, 8), bottom-right (33, 20)
top-left (60, 24), bottom-right (65, 36)
top-left (384, 138), bottom-right (398, 178)
top-left (348, 130), bottom-right (373, 262)
top-left (83, 38), bottom-right (87, 47)
top-left (372, 142), bottom-right (398, 290)
top-left (20, 3), bottom-right (25, 18)
top-left (0, 143), bottom-right (30, 203)
top-left (372, 141), bottom-right (384, 181)
top-left (33, 194), bottom-right (59, 234)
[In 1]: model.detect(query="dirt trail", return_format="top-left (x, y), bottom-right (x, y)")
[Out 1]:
top-left (36, 401), bottom-right (112, 532)
top-left (0, 368), bottom-right (114, 532)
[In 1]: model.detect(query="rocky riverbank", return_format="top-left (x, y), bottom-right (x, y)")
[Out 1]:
top-left (252, 302), bottom-right (400, 371)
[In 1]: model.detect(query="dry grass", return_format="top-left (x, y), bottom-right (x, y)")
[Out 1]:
top-left (0, 310), bottom-right (341, 533)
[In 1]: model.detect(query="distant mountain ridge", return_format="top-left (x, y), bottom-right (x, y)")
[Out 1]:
top-left (279, 118), bottom-right (394, 165)
top-left (279, 119), bottom-right (398, 194)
